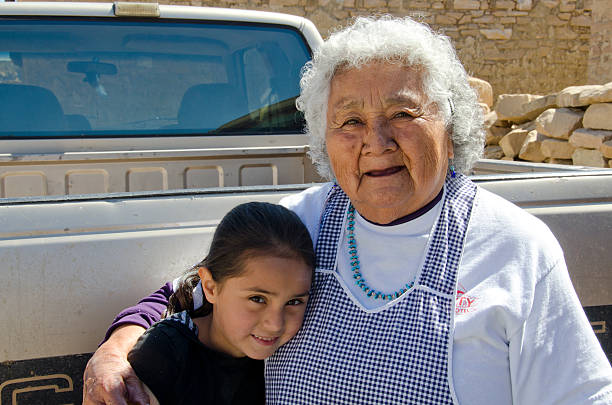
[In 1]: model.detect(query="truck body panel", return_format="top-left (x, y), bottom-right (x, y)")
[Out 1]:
top-left (1, 170), bottom-right (611, 363)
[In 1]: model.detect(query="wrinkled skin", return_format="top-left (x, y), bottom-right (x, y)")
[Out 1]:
top-left (326, 62), bottom-right (453, 224)
top-left (82, 325), bottom-right (148, 405)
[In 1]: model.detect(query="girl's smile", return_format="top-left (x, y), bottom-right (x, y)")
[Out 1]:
top-left (252, 335), bottom-right (279, 345)
top-left (195, 255), bottom-right (312, 360)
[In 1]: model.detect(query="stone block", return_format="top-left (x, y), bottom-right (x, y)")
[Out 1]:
top-left (484, 145), bottom-right (505, 159)
top-left (484, 111), bottom-right (498, 127)
top-left (545, 157), bottom-right (573, 165)
top-left (461, 28), bottom-right (480, 36)
top-left (553, 26), bottom-right (579, 40)
top-left (454, 0), bottom-right (480, 9)
top-left (572, 148), bottom-right (609, 167)
top-left (583, 103), bottom-right (612, 130)
top-left (519, 130), bottom-right (547, 162)
top-left (363, 0), bottom-right (387, 8)
top-left (516, 0), bottom-right (533, 10)
top-left (469, 77), bottom-right (494, 107)
top-left (480, 28), bottom-right (513, 40)
top-left (569, 128), bottom-right (612, 149)
top-left (495, 94), bottom-right (557, 124)
top-left (473, 14), bottom-right (495, 23)
top-left (541, 0), bottom-right (559, 7)
top-left (541, 138), bottom-right (577, 159)
top-left (535, 108), bottom-right (584, 139)
top-left (499, 127), bottom-right (530, 158)
top-left (495, 0), bottom-right (514, 9)
top-left (437, 14), bottom-right (460, 24)
top-left (484, 110), bottom-right (512, 128)
top-left (559, 0), bottom-right (575, 11)
top-left (333, 9), bottom-right (350, 19)
top-left (486, 125), bottom-right (510, 145)
top-left (515, 120), bottom-right (537, 132)
top-left (557, 82), bottom-right (612, 107)
top-left (602, 140), bottom-right (612, 159)
top-left (547, 15), bottom-right (567, 26)
top-left (570, 15), bottom-right (591, 26)
top-left (527, 94), bottom-right (561, 114)
top-left (518, 40), bottom-right (539, 49)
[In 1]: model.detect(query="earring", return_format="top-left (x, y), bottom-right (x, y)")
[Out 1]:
top-left (449, 159), bottom-right (456, 178)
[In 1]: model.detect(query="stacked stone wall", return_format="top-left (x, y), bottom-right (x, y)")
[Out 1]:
top-left (481, 81), bottom-right (612, 168)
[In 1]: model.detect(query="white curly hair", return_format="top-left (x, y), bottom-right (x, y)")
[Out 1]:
top-left (296, 15), bottom-right (484, 180)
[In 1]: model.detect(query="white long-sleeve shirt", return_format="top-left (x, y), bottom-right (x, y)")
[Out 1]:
top-left (280, 182), bottom-right (612, 404)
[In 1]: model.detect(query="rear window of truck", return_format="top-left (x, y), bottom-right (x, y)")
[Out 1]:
top-left (0, 18), bottom-right (311, 137)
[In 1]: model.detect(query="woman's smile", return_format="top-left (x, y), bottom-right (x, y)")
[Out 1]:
top-left (364, 165), bottom-right (405, 177)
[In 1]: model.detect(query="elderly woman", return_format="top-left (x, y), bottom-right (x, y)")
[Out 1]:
top-left (84, 16), bottom-right (612, 405)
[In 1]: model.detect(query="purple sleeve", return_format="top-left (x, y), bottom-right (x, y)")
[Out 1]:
top-left (102, 281), bottom-right (174, 344)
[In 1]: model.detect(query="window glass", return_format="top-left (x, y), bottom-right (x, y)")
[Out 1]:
top-left (0, 19), bottom-right (311, 137)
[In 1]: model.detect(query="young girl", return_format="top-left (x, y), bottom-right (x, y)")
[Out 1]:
top-left (127, 202), bottom-right (315, 405)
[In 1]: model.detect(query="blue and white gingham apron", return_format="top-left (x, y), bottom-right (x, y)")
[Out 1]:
top-left (266, 174), bottom-right (476, 404)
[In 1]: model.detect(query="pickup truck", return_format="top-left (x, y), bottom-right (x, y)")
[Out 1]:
top-left (0, 1), bottom-right (323, 199)
top-left (0, 3), bottom-right (611, 404)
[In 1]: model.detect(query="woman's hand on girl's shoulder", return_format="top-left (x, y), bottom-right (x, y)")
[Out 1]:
top-left (82, 325), bottom-right (149, 405)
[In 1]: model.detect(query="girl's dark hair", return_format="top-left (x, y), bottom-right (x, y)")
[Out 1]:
top-left (167, 201), bottom-right (315, 318)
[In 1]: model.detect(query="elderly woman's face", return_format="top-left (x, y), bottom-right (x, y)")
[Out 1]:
top-left (326, 62), bottom-right (453, 224)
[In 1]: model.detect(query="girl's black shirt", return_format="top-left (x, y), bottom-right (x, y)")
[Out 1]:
top-left (128, 311), bottom-right (265, 405)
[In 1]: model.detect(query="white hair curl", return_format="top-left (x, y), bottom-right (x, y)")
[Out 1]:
top-left (296, 15), bottom-right (485, 180)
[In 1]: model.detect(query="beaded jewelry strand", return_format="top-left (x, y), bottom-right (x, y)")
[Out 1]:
top-left (347, 204), bottom-right (413, 300)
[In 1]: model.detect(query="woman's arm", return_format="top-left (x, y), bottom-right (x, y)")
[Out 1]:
top-left (83, 282), bottom-right (175, 405)
top-left (102, 281), bottom-right (174, 343)
top-left (83, 325), bottom-right (149, 405)
top-left (510, 260), bottom-right (612, 404)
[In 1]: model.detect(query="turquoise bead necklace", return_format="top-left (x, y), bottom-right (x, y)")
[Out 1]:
top-left (347, 203), bottom-right (414, 300)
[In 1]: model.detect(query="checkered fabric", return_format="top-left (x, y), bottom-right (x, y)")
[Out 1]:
top-left (165, 310), bottom-right (198, 336)
top-left (266, 174), bottom-right (476, 404)
top-left (315, 183), bottom-right (350, 271)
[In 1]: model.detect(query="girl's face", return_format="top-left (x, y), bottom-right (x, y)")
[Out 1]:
top-left (200, 255), bottom-right (312, 360)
